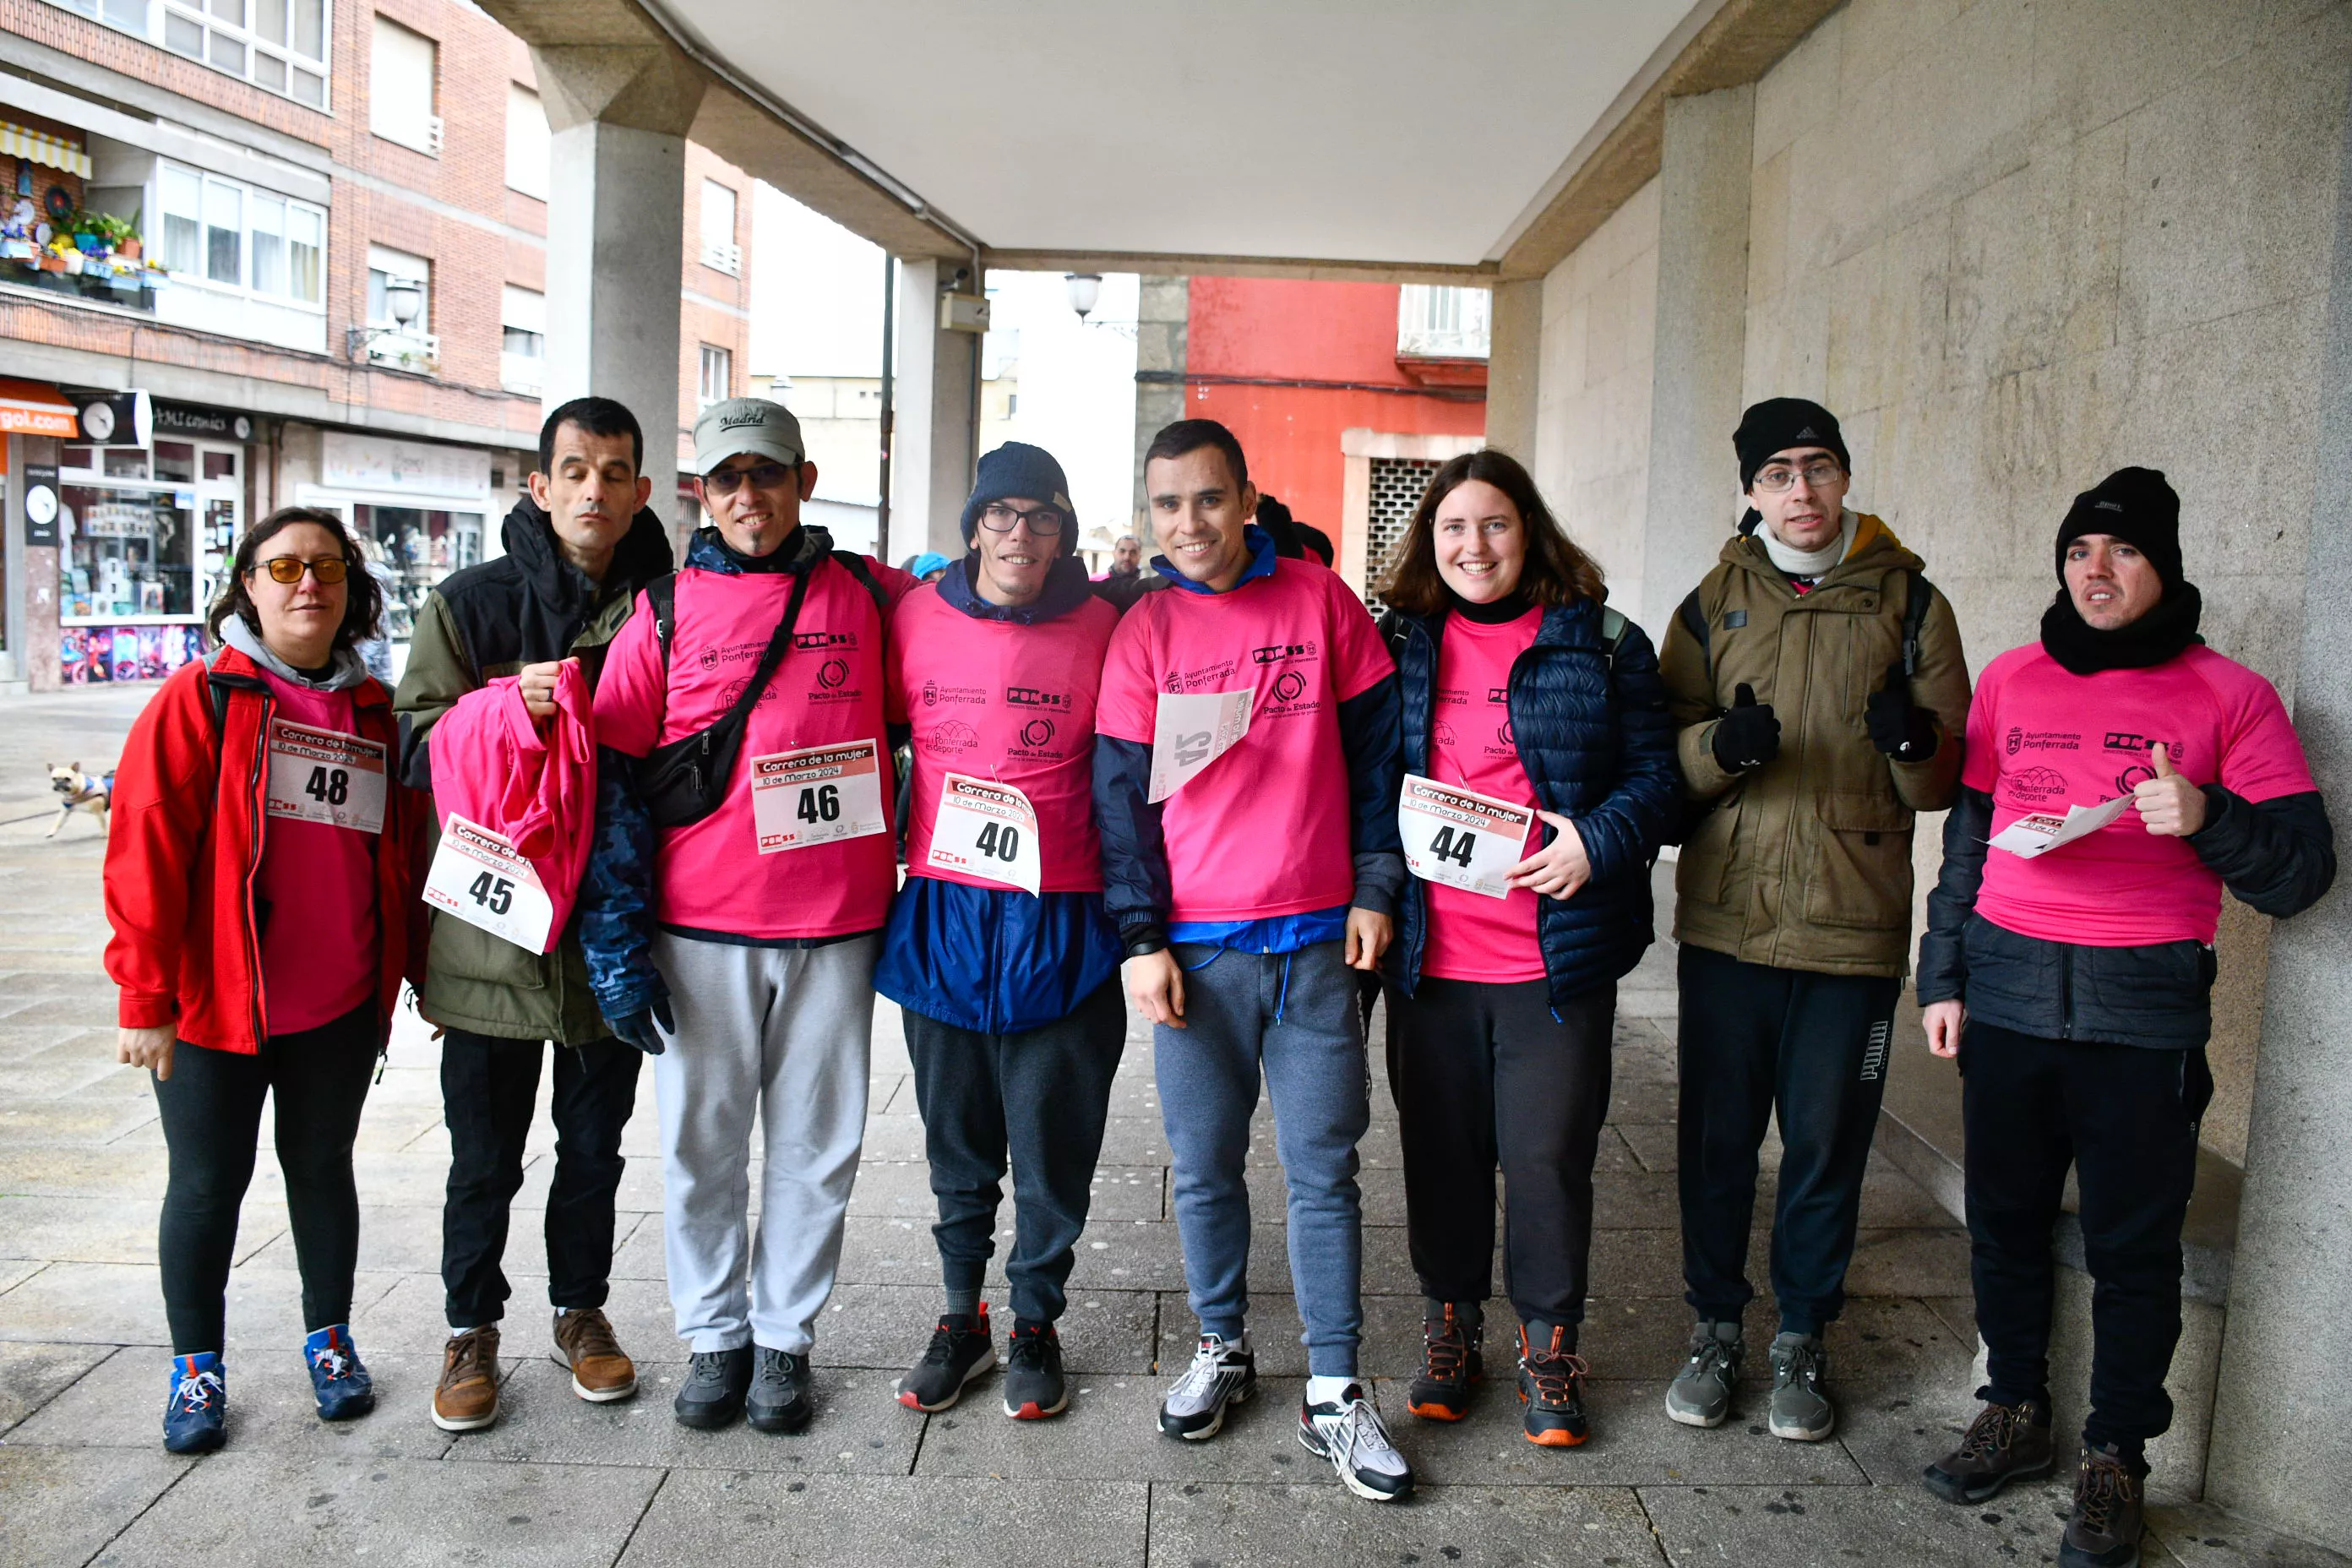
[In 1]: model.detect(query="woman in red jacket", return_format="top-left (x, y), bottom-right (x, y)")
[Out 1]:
top-left (105, 506), bottom-right (427, 1454)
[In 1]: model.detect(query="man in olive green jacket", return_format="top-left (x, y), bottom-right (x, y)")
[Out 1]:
top-left (1654, 397), bottom-right (1971, 1445)
top-left (393, 398), bottom-right (672, 1433)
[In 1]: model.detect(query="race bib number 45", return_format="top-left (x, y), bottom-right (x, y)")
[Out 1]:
top-left (750, 739), bottom-right (888, 853)
top-left (1148, 689), bottom-right (1253, 803)
top-left (927, 774), bottom-right (1043, 895)
top-left (422, 814), bottom-right (557, 953)
top-left (1398, 774), bottom-right (1534, 900)
top-left (265, 721), bottom-right (386, 835)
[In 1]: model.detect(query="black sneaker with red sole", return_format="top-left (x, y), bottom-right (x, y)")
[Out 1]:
top-left (1002, 1320), bottom-right (1067, 1419)
top-left (897, 1305), bottom-right (997, 1413)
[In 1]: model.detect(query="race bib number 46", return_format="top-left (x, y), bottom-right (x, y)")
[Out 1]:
top-left (927, 774), bottom-right (1043, 895)
top-left (1148, 689), bottom-right (1253, 803)
top-left (422, 814), bottom-right (557, 953)
top-left (265, 721), bottom-right (386, 835)
top-left (1398, 774), bottom-right (1535, 900)
top-left (750, 739), bottom-right (888, 853)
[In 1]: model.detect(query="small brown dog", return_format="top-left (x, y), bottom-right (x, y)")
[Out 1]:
top-left (46, 763), bottom-right (112, 838)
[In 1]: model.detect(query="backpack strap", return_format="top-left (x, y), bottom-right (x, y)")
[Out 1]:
top-left (834, 551), bottom-right (893, 623)
top-left (1598, 605), bottom-right (1629, 658)
top-left (1677, 587), bottom-right (1712, 683)
top-left (1900, 569), bottom-right (1936, 678)
top-left (647, 573), bottom-right (679, 675)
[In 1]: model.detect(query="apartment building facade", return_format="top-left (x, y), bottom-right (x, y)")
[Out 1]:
top-left (0, 0), bottom-right (752, 689)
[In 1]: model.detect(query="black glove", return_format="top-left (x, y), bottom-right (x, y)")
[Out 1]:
top-left (606, 995), bottom-right (674, 1056)
top-left (1864, 660), bottom-right (1938, 761)
top-left (1711, 683), bottom-right (1781, 773)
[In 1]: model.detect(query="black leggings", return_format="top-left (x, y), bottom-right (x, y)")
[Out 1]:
top-left (153, 1004), bottom-right (378, 1354)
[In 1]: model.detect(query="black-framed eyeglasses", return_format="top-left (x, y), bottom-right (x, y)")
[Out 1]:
top-left (250, 556), bottom-right (349, 585)
top-left (703, 460), bottom-right (796, 496)
top-left (1752, 460), bottom-right (1845, 494)
top-left (978, 502), bottom-right (1067, 536)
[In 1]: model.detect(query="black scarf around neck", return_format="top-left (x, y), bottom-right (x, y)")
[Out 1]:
top-left (1446, 589), bottom-right (1535, 625)
top-left (2039, 582), bottom-right (2203, 675)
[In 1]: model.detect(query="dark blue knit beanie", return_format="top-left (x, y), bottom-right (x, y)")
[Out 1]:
top-left (961, 442), bottom-right (1078, 556)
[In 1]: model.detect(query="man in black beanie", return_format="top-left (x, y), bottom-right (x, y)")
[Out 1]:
top-left (1914, 466), bottom-right (2335, 1567)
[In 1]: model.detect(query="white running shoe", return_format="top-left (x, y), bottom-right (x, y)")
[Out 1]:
top-left (1298, 1383), bottom-right (1415, 1501)
top-left (1158, 1334), bottom-right (1256, 1440)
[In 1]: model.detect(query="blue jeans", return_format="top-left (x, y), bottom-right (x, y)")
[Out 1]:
top-left (1157, 939), bottom-right (1370, 1377)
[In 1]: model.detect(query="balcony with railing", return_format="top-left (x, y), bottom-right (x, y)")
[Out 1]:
top-left (1395, 284), bottom-right (1490, 388)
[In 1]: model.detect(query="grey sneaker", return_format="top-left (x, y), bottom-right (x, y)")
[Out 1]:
top-left (673, 1345), bottom-right (752, 1429)
top-left (1664, 1320), bottom-right (1743, 1428)
top-left (1767, 1331), bottom-right (1835, 1440)
top-left (746, 1347), bottom-right (814, 1434)
top-left (1158, 1333), bottom-right (1255, 1440)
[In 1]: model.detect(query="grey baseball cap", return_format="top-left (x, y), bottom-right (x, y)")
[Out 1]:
top-left (693, 397), bottom-right (805, 473)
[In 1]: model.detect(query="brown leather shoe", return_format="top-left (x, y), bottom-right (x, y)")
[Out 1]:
top-left (553, 1308), bottom-right (637, 1402)
top-left (433, 1325), bottom-right (500, 1432)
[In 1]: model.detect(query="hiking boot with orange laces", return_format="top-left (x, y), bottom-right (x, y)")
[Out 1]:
top-left (1406, 1305), bottom-right (1483, 1422)
top-left (432, 1324), bottom-right (501, 1432)
top-left (1517, 1322), bottom-right (1590, 1446)
top-left (2061, 1443), bottom-right (2146, 1568)
top-left (553, 1308), bottom-right (638, 1402)
top-left (1923, 1398), bottom-right (2054, 1504)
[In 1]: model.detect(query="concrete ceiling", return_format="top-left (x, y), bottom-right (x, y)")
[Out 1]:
top-left (645, 0), bottom-right (1696, 270)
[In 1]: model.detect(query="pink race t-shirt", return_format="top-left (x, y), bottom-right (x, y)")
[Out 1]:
top-left (1419, 608), bottom-right (1547, 983)
top-left (887, 585), bottom-right (1119, 893)
top-left (594, 553), bottom-right (913, 940)
top-left (1095, 556), bottom-right (1395, 922)
top-left (1964, 642), bottom-right (2317, 947)
top-left (256, 676), bottom-right (380, 1034)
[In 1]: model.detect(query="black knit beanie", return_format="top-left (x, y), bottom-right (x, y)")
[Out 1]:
top-left (2054, 466), bottom-right (2181, 589)
top-left (960, 442), bottom-right (1079, 556)
top-left (1734, 398), bottom-right (1850, 490)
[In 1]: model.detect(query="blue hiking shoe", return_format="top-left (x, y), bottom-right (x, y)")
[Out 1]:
top-left (163, 1353), bottom-right (226, 1453)
top-left (304, 1325), bottom-right (376, 1421)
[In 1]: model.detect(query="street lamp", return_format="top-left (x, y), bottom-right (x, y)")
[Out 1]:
top-left (384, 277), bottom-right (423, 329)
top-left (1064, 272), bottom-right (1102, 321)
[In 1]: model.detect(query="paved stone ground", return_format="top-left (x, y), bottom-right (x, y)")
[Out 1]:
top-left (1, 684), bottom-right (2343, 1567)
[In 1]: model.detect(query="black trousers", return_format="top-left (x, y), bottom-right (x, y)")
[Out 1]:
top-left (1676, 943), bottom-right (1898, 1334)
top-left (1962, 1021), bottom-right (2209, 1450)
top-left (904, 979), bottom-right (1125, 1324)
top-left (1386, 976), bottom-right (1614, 1334)
top-left (153, 1004), bottom-right (378, 1355)
top-left (439, 1029), bottom-right (641, 1329)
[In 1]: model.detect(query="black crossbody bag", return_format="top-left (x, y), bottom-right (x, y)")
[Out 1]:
top-left (634, 565), bottom-right (813, 828)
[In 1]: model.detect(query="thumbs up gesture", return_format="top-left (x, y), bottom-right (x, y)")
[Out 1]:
top-left (2132, 742), bottom-right (2207, 838)
top-left (1711, 682), bottom-right (1782, 774)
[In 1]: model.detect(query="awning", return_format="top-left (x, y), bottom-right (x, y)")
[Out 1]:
top-left (0, 121), bottom-right (91, 178)
top-left (0, 378), bottom-right (80, 438)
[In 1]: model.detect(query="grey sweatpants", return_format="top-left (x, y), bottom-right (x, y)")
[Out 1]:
top-left (651, 931), bottom-right (878, 1354)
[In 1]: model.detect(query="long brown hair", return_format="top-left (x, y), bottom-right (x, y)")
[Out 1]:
top-left (205, 506), bottom-right (384, 651)
top-left (1375, 449), bottom-right (1605, 616)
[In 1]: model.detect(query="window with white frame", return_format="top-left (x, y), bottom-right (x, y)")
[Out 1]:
top-left (699, 181), bottom-right (739, 275)
top-left (698, 344), bottom-right (732, 411)
top-left (369, 15), bottom-right (440, 155)
top-left (45, 0), bottom-right (331, 106)
top-left (367, 244), bottom-right (432, 334)
top-left (504, 83), bottom-right (550, 200)
top-left (1396, 285), bottom-right (1491, 360)
top-left (153, 161), bottom-right (325, 307)
top-left (501, 285), bottom-right (546, 395)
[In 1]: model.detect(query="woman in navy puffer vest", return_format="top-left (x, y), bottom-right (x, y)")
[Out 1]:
top-left (1372, 449), bottom-right (1677, 1451)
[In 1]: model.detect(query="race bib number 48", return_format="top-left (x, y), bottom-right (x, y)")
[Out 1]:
top-left (264, 721), bottom-right (386, 835)
top-left (422, 814), bottom-right (557, 953)
top-left (750, 739), bottom-right (888, 853)
top-left (927, 774), bottom-right (1043, 895)
top-left (1397, 774), bottom-right (1535, 900)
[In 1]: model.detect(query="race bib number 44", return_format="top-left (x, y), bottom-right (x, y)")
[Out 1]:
top-left (422, 814), bottom-right (557, 953)
top-left (750, 739), bottom-right (888, 853)
top-left (265, 721), bottom-right (386, 834)
top-left (1398, 774), bottom-right (1535, 900)
top-left (1148, 689), bottom-right (1253, 803)
top-left (927, 774), bottom-right (1043, 895)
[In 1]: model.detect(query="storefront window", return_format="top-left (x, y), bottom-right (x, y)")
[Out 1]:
top-left (60, 485), bottom-right (195, 619)
top-left (353, 504), bottom-right (481, 640)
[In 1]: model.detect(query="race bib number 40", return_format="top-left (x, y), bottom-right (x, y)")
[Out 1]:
top-left (927, 774), bottom-right (1043, 895)
top-left (422, 814), bottom-right (557, 953)
top-left (1148, 689), bottom-right (1253, 803)
top-left (750, 739), bottom-right (888, 853)
top-left (265, 721), bottom-right (386, 834)
top-left (1397, 774), bottom-right (1535, 900)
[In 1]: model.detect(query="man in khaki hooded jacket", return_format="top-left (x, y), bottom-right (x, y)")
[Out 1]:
top-left (1655, 397), bottom-right (1971, 1444)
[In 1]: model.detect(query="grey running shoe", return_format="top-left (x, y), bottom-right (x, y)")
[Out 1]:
top-left (1158, 1334), bottom-right (1255, 1440)
top-left (1298, 1383), bottom-right (1414, 1502)
top-left (672, 1345), bottom-right (753, 1429)
top-left (1767, 1331), bottom-right (1835, 1440)
top-left (1664, 1320), bottom-right (1743, 1428)
top-left (745, 1347), bottom-right (813, 1434)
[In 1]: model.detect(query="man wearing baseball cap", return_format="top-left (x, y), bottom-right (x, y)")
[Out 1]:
top-left (875, 443), bottom-right (1125, 1422)
top-left (580, 396), bottom-right (915, 1435)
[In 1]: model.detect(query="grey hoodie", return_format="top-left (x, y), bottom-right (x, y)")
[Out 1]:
top-left (218, 612), bottom-right (373, 693)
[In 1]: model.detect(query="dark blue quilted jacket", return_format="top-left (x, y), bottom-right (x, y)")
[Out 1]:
top-left (1386, 597), bottom-right (1680, 1006)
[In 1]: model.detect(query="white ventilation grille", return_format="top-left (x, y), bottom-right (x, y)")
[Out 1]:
top-left (1362, 456), bottom-right (1444, 612)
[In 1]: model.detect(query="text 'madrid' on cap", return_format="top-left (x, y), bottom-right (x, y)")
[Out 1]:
top-left (693, 397), bottom-right (805, 475)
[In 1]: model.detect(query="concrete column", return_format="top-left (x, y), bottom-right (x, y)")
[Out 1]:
top-left (1131, 275), bottom-right (1190, 525)
top-left (531, 42), bottom-right (707, 518)
top-left (888, 257), bottom-right (981, 561)
top-left (2205, 79), bottom-right (2352, 1556)
top-left (1483, 278), bottom-right (1543, 465)
top-left (1640, 85), bottom-right (1754, 634)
